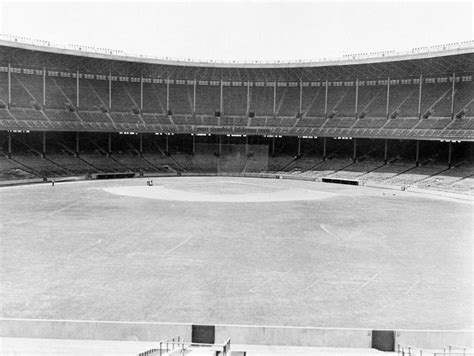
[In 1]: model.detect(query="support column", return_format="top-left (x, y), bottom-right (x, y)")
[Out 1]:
top-left (108, 133), bottom-right (112, 156)
top-left (140, 77), bottom-right (144, 111)
top-left (166, 81), bottom-right (170, 113)
top-left (352, 138), bottom-right (357, 162)
top-left (7, 131), bottom-right (11, 158)
top-left (323, 137), bottom-right (327, 160)
top-left (108, 73), bottom-right (112, 110)
top-left (384, 139), bottom-right (388, 164)
top-left (299, 80), bottom-right (303, 115)
top-left (297, 137), bottom-right (301, 157)
top-left (139, 134), bottom-right (143, 157)
top-left (415, 140), bottom-right (420, 166)
top-left (246, 81), bottom-right (251, 115)
top-left (75, 132), bottom-right (80, 157)
top-left (7, 63), bottom-right (11, 106)
top-left (219, 80), bottom-right (223, 114)
top-left (386, 77), bottom-right (390, 118)
top-left (324, 80), bottom-right (329, 116)
top-left (245, 135), bottom-right (249, 154)
top-left (42, 67), bottom-right (46, 107)
top-left (192, 134), bottom-right (195, 155)
top-left (448, 141), bottom-right (452, 168)
top-left (76, 69), bottom-right (80, 108)
top-left (273, 81), bottom-right (277, 117)
top-left (354, 78), bottom-right (359, 117)
top-left (165, 134), bottom-right (169, 155)
top-left (193, 79), bottom-right (197, 114)
top-left (418, 74), bottom-right (423, 118)
top-left (272, 136), bottom-right (275, 156)
top-left (42, 132), bottom-right (46, 158)
top-left (450, 72), bottom-right (456, 119)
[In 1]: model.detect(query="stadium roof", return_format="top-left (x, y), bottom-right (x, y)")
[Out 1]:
top-left (0, 36), bottom-right (473, 82)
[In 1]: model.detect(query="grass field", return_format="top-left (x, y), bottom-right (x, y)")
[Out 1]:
top-left (0, 177), bottom-right (472, 329)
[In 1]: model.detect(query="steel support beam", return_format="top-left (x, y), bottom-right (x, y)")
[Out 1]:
top-left (299, 80), bottom-right (303, 115)
top-left (166, 81), bottom-right (170, 112)
top-left (450, 72), bottom-right (456, 119)
top-left (140, 77), bottom-right (144, 111)
top-left (76, 69), bottom-right (80, 108)
top-left (418, 74), bottom-right (423, 118)
top-left (354, 78), bottom-right (359, 116)
top-left (108, 73), bottom-right (112, 110)
top-left (193, 79), bottom-right (197, 114)
top-left (42, 67), bottom-right (46, 107)
top-left (246, 81), bottom-right (250, 115)
top-left (220, 80), bottom-right (223, 114)
top-left (273, 81), bottom-right (277, 116)
top-left (8, 63), bottom-right (11, 105)
top-left (324, 80), bottom-right (329, 116)
top-left (386, 77), bottom-right (390, 118)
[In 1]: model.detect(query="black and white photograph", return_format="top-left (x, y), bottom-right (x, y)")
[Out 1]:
top-left (0, 0), bottom-right (472, 355)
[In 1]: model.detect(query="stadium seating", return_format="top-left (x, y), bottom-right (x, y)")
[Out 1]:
top-left (223, 85), bottom-right (247, 116)
top-left (195, 85), bottom-right (220, 115)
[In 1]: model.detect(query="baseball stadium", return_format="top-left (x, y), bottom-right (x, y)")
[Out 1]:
top-left (0, 33), bottom-right (473, 356)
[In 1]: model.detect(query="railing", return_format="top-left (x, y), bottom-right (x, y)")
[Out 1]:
top-left (398, 343), bottom-right (473, 356)
top-left (1, 33), bottom-right (472, 66)
top-left (138, 337), bottom-right (231, 356)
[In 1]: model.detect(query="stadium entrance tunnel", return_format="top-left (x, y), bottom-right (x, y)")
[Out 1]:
top-left (371, 330), bottom-right (395, 351)
top-left (192, 324), bottom-right (215, 344)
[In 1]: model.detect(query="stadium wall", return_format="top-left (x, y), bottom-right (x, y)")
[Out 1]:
top-left (0, 318), bottom-right (472, 349)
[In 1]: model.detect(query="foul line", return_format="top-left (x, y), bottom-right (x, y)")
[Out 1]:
top-left (356, 272), bottom-right (381, 291)
top-left (164, 236), bottom-right (193, 255)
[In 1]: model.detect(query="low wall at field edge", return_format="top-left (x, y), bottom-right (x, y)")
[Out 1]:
top-left (214, 324), bottom-right (371, 348)
top-left (1, 318), bottom-right (472, 350)
top-left (395, 329), bottom-right (473, 349)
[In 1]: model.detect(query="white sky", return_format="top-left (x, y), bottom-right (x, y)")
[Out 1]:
top-left (0, 0), bottom-right (472, 61)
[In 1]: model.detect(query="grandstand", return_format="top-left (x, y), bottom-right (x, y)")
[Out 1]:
top-left (0, 38), bottom-right (472, 195)
top-left (0, 38), bottom-right (472, 196)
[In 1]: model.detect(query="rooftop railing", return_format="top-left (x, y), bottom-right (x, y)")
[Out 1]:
top-left (0, 33), bottom-right (473, 66)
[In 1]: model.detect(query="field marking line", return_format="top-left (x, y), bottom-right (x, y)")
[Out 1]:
top-left (320, 224), bottom-right (339, 239)
top-left (164, 236), bottom-right (193, 255)
top-left (404, 280), bottom-right (420, 295)
top-left (356, 271), bottom-right (382, 291)
top-left (297, 275), bottom-right (328, 296)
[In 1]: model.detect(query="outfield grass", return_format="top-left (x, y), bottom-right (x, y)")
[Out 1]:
top-left (0, 177), bottom-right (472, 329)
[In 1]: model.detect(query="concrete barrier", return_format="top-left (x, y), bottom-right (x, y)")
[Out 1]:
top-left (214, 324), bottom-right (372, 348)
top-left (0, 318), bottom-right (190, 342)
top-left (395, 329), bottom-right (473, 349)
